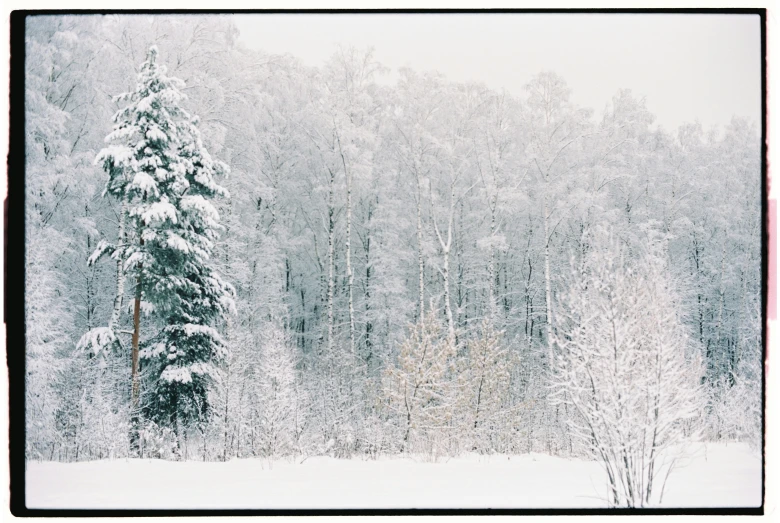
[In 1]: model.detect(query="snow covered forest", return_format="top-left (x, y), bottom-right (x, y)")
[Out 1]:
top-left (24, 14), bottom-right (762, 507)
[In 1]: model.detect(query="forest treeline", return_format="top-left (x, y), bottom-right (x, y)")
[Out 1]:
top-left (25, 15), bottom-right (761, 472)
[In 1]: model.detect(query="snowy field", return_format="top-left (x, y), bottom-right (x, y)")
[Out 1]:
top-left (26, 443), bottom-right (761, 509)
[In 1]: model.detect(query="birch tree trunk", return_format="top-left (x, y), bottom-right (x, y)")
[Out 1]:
top-left (432, 180), bottom-right (456, 344)
top-left (364, 200), bottom-right (373, 365)
top-left (714, 236), bottom-right (727, 374)
top-left (542, 193), bottom-right (554, 369)
top-left (416, 167), bottom-right (425, 323)
top-left (345, 165), bottom-right (355, 356)
top-left (326, 167), bottom-right (336, 356)
top-left (108, 203), bottom-right (127, 333)
top-left (443, 237), bottom-right (454, 343)
top-left (488, 199), bottom-right (498, 321)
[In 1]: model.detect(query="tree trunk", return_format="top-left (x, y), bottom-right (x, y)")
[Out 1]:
top-left (433, 181), bottom-right (456, 345)
top-left (345, 167), bottom-right (355, 356)
top-left (108, 203), bottom-right (127, 333)
top-left (326, 168), bottom-right (336, 356)
top-left (443, 239), bottom-right (454, 343)
top-left (130, 252), bottom-right (142, 454)
top-left (456, 208), bottom-right (464, 332)
top-left (543, 194), bottom-right (554, 369)
top-left (223, 351), bottom-right (230, 461)
top-left (525, 257), bottom-right (534, 352)
top-left (542, 193), bottom-right (560, 452)
top-left (364, 200), bottom-right (373, 366)
top-left (714, 237), bottom-right (727, 375)
top-left (488, 201), bottom-right (497, 320)
top-left (416, 168), bottom-right (425, 322)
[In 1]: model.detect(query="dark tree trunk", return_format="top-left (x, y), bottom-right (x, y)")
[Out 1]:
top-left (129, 237), bottom-right (144, 454)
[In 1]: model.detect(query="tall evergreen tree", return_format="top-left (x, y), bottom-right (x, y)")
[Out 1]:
top-left (88, 45), bottom-right (234, 451)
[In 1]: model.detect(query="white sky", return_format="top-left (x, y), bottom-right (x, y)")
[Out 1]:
top-left (233, 13), bottom-right (761, 132)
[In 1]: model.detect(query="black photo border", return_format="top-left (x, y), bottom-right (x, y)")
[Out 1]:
top-left (6, 7), bottom-right (768, 517)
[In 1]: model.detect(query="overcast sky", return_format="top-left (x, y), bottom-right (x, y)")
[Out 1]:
top-left (233, 13), bottom-right (761, 132)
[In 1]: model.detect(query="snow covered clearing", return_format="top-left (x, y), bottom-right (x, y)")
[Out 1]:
top-left (26, 442), bottom-right (760, 510)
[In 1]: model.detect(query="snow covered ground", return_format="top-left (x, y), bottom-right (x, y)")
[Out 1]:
top-left (26, 443), bottom-right (761, 509)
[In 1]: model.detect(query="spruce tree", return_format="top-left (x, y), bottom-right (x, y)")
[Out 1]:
top-left (90, 46), bottom-right (234, 452)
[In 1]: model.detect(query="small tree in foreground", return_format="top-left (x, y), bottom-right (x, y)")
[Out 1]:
top-left (456, 319), bottom-right (516, 453)
top-left (383, 308), bottom-right (457, 456)
top-left (551, 229), bottom-right (703, 507)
